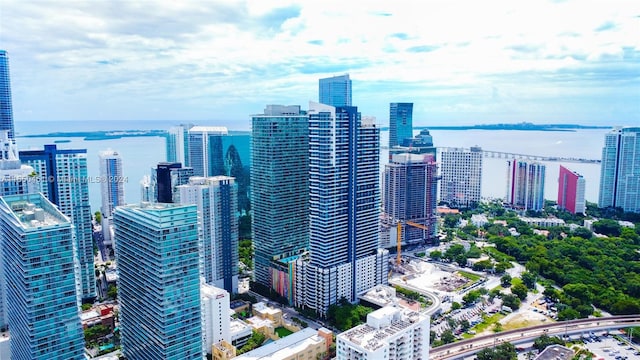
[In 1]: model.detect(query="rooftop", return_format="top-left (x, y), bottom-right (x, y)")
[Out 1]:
top-left (535, 345), bottom-right (574, 360)
top-left (1, 194), bottom-right (69, 229)
top-left (235, 328), bottom-right (324, 360)
top-left (189, 125), bottom-right (228, 134)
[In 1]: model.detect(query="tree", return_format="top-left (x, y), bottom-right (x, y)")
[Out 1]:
top-left (501, 274), bottom-right (512, 287)
top-left (533, 334), bottom-right (564, 352)
top-left (460, 319), bottom-right (471, 331)
top-left (440, 329), bottom-right (456, 344)
top-left (429, 250), bottom-right (442, 261)
top-left (592, 219), bottom-right (622, 237)
top-left (463, 290), bottom-right (482, 306)
top-left (521, 272), bottom-right (536, 289)
top-left (501, 293), bottom-right (521, 310)
top-left (451, 302), bottom-right (462, 311)
top-left (443, 214), bottom-right (460, 228)
top-left (476, 343), bottom-right (517, 360)
top-left (495, 261), bottom-right (511, 274)
top-left (107, 284), bottom-right (117, 299)
top-left (94, 211), bottom-right (102, 224)
top-left (511, 283), bottom-right (529, 301)
top-left (572, 227), bottom-right (593, 239)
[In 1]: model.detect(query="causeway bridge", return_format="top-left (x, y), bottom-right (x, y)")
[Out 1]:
top-left (437, 147), bottom-right (601, 164)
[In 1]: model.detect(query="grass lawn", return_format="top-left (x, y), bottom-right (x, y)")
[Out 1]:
top-left (457, 271), bottom-right (481, 282)
top-left (473, 313), bottom-right (505, 333)
top-left (275, 327), bottom-right (293, 338)
top-left (502, 316), bottom-right (551, 331)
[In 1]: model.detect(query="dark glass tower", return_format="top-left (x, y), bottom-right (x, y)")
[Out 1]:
top-left (389, 103), bottom-right (413, 150)
top-left (0, 50), bottom-right (15, 139)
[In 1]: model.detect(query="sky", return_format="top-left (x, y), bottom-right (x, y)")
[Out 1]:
top-left (1, 0), bottom-right (639, 130)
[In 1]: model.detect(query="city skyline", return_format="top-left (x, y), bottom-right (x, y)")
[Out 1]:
top-left (1, 1), bottom-right (639, 128)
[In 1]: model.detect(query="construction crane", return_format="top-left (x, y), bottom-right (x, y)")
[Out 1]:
top-left (396, 220), bottom-right (430, 265)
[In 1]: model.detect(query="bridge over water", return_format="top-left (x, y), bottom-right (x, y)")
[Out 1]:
top-left (437, 147), bottom-right (601, 164)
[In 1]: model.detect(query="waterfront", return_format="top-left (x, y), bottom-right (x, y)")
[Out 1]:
top-left (15, 121), bottom-right (607, 211)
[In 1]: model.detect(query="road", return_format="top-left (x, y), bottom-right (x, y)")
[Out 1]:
top-left (430, 315), bottom-right (640, 359)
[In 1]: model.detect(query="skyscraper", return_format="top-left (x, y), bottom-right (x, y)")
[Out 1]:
top-left (389, 103), bottom-right (413, 150)
top-left (188, 126), bottom-right (227, 177)
top-left (319, 74), bottom-right (352, 107)
top-left (155, 162), bottom-right (194, 203)
top-left (558, 165), bottom-right (586, 214)
top-left (599, 127), bottom-right (640, 212)
top-left (98, 149), bottom-right (125, 218)
top-left (439, 146), bottom-right (483, 208)
top-left (0, 193), bottom-right (85, 360)
top-left (178, 176), bottom-right (238, 293)
top-left (381, 153), bottom-right (438, 248)
top-left (295, 102), bottom-right (388, 316)
top-left (166, 124), bottom-right (192, 165)
top-left (505, 159), bottom-right (546, 211)
top-left (0, 50), bottom-right (15, 139)
top-left (19, 145), bottom-right (96, 300)
top-left (251, 105), bottom-right (309, 302)
top-left (114, 203), bottom-right (203, 360)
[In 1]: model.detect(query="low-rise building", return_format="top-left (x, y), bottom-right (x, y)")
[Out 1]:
top-left (535, 344), bottom-right (574, 360)
top-left (230, 319), bottom-right (253, 348)
top-left (234, 327), bottom-right (330, 360)
top-left (337, 305), bottom-right (429, 360)
top-left (519, 217), bottom-right (566, 227)
top-left (471, 214), bottom-right (488, 227)
top-left (202, 284), bottom-right (231, 355)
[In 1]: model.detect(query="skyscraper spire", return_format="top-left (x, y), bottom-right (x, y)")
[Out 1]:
top-left (0, 50), bottom-right (15, 139)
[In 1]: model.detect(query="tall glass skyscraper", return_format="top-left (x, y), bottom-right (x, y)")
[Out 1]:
top-left (19, 145), bottom-right (96, 300)
top-left (599, 127), bottom-right (640, 213)
top-left (178, 176), bottom-right (239, 293)
top-left (0, 50), bottom-right (15, 139)
top-left (319, 74), bottom-right (352, 107)
top-left (0, 193), bottom-right (85, 360)
top-left (505, 160), bottom-right (545, 211)
top-left (251, 105), bottom-right (309, 302)
top-left (166, 124), bottom-right (192, 165)
top-left (188, 126), bottom-right (227, 177)
top-left (99, 149), bottom-right (125, 218)
top-left (295, 102), bottom-right (388, 317)
top-left (114, 203), bottom-right (203, 360)
top-left (389, 102), bottom-right (413, 150)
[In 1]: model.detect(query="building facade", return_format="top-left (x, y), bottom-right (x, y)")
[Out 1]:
top-left (98, 149), bottom-right (125, 218)
top-left (388, 103), bottom-right (413, 150)
top-left (188, 126), bottom-right (227, 177)
top-left (114, 203), bottom-right (203, 360)
top-left (558, 165), bottom-right (586, 214)
top-left (201, 284), bottom-right (231, 356)
top-left (0, 50), bottom-right (14, 139)
top-left (251, 105), bottom-right (309, 301)
top-left (19, 145), bottom-right (96, 300)
top-left (439, 146), bottom-right (483, 208)
top-left (155, 162), bottom-right (195, 203)
top-left (599, 127), bottom-right (640, 212)
top-left (0, 193), bottom-right (85, 360)
top-left (319, 74), bottom-right (352, 107)
top-left (381, 153), bottom-right (438, 248)
top-left (178, 176), bottom-right (239, 293)
top-left (505, 159), bottom-right (546, 211)
top-left (295, 102), bottom-right (388, 316)
top-left (337, 306), bottom-right (430, 360)
top-left (166, 124), bottom-right (192, 165)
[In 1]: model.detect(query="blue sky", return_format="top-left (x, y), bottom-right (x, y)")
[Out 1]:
top-left (1, 0), bottom-right (639, 130)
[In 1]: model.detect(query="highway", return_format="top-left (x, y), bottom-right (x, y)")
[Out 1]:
top-left (430, 315), bottom-right (640, 359)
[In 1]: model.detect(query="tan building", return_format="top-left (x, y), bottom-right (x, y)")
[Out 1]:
top-left (213, 340), bottom-right (236, 360)
top-left (234, 327), bottom-right (331, 360)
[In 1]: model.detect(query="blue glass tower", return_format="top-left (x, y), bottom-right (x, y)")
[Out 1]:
top-left (114, 203), bottom-right (203, 360)
top-left (188, 126), bottom-right (227, 177)
top-left (0, 193), bottom-right (85, 360)
top-left (389, 102), bottom-right (413, 149)
top-left (251, 105), bottom-right (309, 301)
top-left (599, 127), bottom-right (640, 212)
top-left (319, 74), bottom-right (352, 107)
top-left (0, 50), bottom-right (14, 139)
top-left (19, 145), bottom-right (96, 300)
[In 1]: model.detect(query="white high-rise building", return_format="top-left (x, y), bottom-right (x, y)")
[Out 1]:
top-left (439, 146), bottom-right (483, 208)
top-left (201, 284), bottom-right (231, 355)
top-left (505, 159), bottom-right (546, 211)
top-left (99, 149), bottom-right (125, 218)
top-left (337, 306), bottom-right (430, 360)
top-left (599, 127), bottom-right (640, 212)
top-left (178, 176), bottom-right (239, 293)
top-left (295, 102), bottom-right (388, 317)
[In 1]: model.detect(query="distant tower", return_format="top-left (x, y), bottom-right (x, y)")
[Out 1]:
top-left (251, 105), bottom-right (309, 301)
top-left (389, 103), bottom-right (413, 150)
top-left (0, 50), bottom-right (15, 139)
top-left (382, 153), bottom-right (438, 248)
top-left (319, 74), bottom-right (352, 107)
top-left (505, 159), bottom-right (546, 211)
top-left (0, 193), bottom-right (85, 360)
top-left (188, 126), bottom-right (227, 177)
top-left (599, 127), bottom-right (640, 212)
top-left (558, 165), bottom-right (586, 214)
top-left (166, 124), bottom-right (192, 165)
top-left (139, 174), bottom-right (155, 202)
top-left (295, 102), bottom-right (388, 317)
top-left (20, 145), bottom-right (96, 300)
top-left (99, 149), bottom-right (125, 218)
top-left (114, 203), bottom-right (203, 360)
top-left (178, 176), bottom-right (239, 293)
top-left (440, 147), bottom-right (483, 208)
top-left (155, 162), bottom-right (194, 203)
